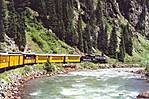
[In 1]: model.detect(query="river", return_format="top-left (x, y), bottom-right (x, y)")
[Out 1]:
top-left (22, 68), bottom-right (149, 99)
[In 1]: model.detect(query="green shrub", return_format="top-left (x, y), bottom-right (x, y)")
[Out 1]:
top-left (31, 34), bottom-right (44, 48)
top-left (35, 64), bottom-right (44, 71)
top-left (80, 62), bottom-right (96, 69)
top-left (44, 63), bottom-right (64, 72)
top-left (0, 72), bottom-right (10, 82)
top-left (23, 65), bottom-right (33, 73)
top-left (144, 62), bottom-right (149, 72)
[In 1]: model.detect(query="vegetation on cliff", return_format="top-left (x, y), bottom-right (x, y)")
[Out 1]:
top-left (0, 0), bottom-right (149, 63)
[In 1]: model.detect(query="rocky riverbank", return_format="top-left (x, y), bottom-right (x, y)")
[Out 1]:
top-left (0, 63), bottom-right (148, 99)
top-left (0, 64), bottom-right (79, 99)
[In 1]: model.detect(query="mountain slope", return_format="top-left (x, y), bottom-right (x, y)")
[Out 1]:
top-left (0, 0), bottom-right (149, 63)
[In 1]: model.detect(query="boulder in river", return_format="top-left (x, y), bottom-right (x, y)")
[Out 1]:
top-left (137, 91), bottom-right (149, 99)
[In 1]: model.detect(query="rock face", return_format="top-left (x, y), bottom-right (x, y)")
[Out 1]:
top-left (0, 0), bottom-right (149, 61)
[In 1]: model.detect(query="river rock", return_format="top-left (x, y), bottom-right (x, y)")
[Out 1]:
top-left (137, 91), bottom-right (149, 99)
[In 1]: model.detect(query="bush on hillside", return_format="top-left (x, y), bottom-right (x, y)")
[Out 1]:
top-left (80, 62), bottom-right (96, 69)
top-left (44, 62), bottom-right (64, 72)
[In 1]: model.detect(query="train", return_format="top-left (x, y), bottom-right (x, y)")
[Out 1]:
top-left (0, 52), bottom-right (107, 72)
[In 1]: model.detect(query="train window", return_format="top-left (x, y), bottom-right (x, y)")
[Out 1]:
top-left (0, 56), bottom-right (9, 63)
top-left (52, 56), bottom-right (63, 60)
top-left (24, 55), bottom-right (35, 59)
top-left (68, 56), bottom-right (79, 60)
top-left (38, 56), bottom-right (47, 60)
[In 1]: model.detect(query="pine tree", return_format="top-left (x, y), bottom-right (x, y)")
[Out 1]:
top-left (7, 0), bottom-right (17, 39)
top-left (108, 25), bottom-right (118, 58)
top-left (0, 0), bottom-right (5, 42)
top-left (84, 24), bottom-right (92, 54)
top-left (2, 0), bottom-right (8, 36)
top-left (16, 11), bottom-right (26, 51)
top-left (124, 24), bottom-right (133, 56)
top-left (45, 0), bottom-right (58, 33)
top-left (96, 0), bottom-right (104, 29)
top-left (63, 0), bottom-right (75, 46)
top-left (96, 0), bottom-right (109, 54)
top-left (55, 0), bottom-right (66, 41)
top-left (97, 24), bottom-right (108, 54)
top-left (118, 25), bottom-right (125, 62)
top-left (77, 14), bottom-right (84, 52)
top-left (84, 40), bottom-right (89, 54)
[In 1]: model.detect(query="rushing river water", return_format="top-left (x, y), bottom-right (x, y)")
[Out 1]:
top-left (22, 68), bottom-right (149, 99)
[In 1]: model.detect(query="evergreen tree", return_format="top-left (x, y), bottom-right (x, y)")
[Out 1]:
top-left (124, 24), bottom-right (133, 56)
top-left (77, 14), bottom-right (84, 52)
top-left (0, 0), bottom-right (5, 42)
top-left (16, 11), bottom-right (26, 51)
top-left (96, 0), bottom-right (109, 54)
top-left (118, 25), bottom-right (125, 62)
top-left (97, 24), bottom-right (108, 54)
top-left (84, 40), bottom-right (89, 54)
top-left (84, 24), bottom-right (92, 54)
top-left (45, 0), bottom-right (58, 32)
top-left (55, 0), bottom-right (66, 41)
top-left (2, 0), bottom-right (8, 36)
top-left (108, 25), bottom-right (118, 58)
top-left (96, 0), bottom-right (104, 29)
top-left (63, 0), bottom-right (78, 46)
top-left (7, 0), bottom-right (17, 39)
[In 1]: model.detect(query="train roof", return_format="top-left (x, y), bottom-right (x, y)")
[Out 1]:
top-left (36, 53), bottom-right (49, 56)
top-left (0, 53), bottom-right (22, 56)
top-left (65, 54), bottom-right (81, 56)
top-left (8, 52), bottom-right (22, 54)
top-left (46, 54), bottom-right (81, 56)
top-left (22, 52), bottom-right (36, 55)
top-left (0, 53), bottom-right (8, 55)
top-left (0, 53), bottom-right (81, 56)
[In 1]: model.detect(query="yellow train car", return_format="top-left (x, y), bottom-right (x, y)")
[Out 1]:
top-left (65, 54), bottom-right (81, 63)
top-left (0, 53), bottom-right (9, 69)
top-left (36, 54), bottom-right (48, 64)
top-left (23, 53), bottom-right (36, 65)
top-left (9, 54), bottom-right (23, 67)
top-left (48, 54), bottom-right (65, 63)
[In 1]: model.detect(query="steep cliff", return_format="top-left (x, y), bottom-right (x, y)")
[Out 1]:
top-left (0, 0), bottom-right (149, 62)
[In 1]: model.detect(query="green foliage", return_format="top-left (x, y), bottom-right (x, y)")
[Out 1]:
top-left (80, 62), bottom-right (96, 69)
top-left (123, 24), bottom-right (133, 56)
top-left (35, 64), bottom-right (45, 71)
top-left (124, 33), bottom-right (149, 63)
top-left (23, 65), bottom-right (33, 73)
top-left (31, 33), bottom-right (44, 48)
top-left (146, 65), bottom-right (149, 73)
top-left (118, 25), bottom-right (125, 62)
top-left (0, 0), bottom-right (6, 42)
top-left (108, 26), bottom-right (118, 58)
top-left (140, 61), bottom-right (149, 73)
top-left (25, 8), bottom-right (75, 54)
top-left (77, 15), bottom-right (84, 52)
top-left (97, 24), bottom-right (108, 54)
top-left (44, 62), bottom-right (64, 72)
top-left (0, 72), bottom-right (9, 82)
top-left (83, 24), bottom-right (93, 54)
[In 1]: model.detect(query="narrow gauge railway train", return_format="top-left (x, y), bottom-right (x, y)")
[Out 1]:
top-left (0, 52), bottom-right (106, 72)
